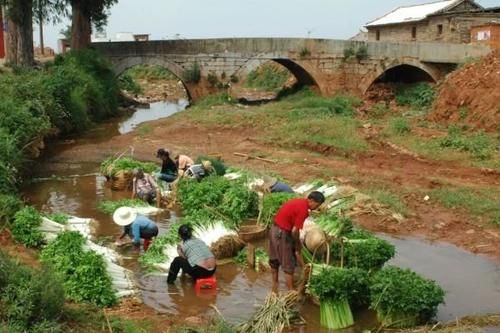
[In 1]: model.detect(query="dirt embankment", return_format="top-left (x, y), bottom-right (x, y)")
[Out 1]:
top-left (429, 51), bottom-right (500, 132)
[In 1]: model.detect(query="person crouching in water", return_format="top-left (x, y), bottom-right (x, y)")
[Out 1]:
top-left (132, 168), bottom-right (159, 205)
top-left (113, 206), bottom-right (159, 251)
top-left (269, 191), bottom-right (325, 292)
top-left (167, 224), bottom-right (216, 284)
top-left (184, 160), bottom-right (215, 181)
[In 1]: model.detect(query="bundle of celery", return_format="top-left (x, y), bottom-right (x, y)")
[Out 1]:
top-left (314, 213), bottom-right (353, 238)
top-left (370, 266), bottom-right (445, 328)
top-left (308, 265), bottom-right (369, 330)
top-left (330, 228), bottom-right (395, 272)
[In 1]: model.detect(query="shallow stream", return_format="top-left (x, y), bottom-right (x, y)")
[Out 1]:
top-left (23, 101), bottom-right (500, 332)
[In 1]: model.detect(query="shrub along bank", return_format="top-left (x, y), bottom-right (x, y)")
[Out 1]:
top-left (0, 50), bottom-right (120, 330)
top-left (0, 49), bottom-right (119, 199)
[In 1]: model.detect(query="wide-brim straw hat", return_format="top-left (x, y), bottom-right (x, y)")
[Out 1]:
top-left (113, 207), bottom-right (137, 226)
top-left (262, 175), bottom-right (277, 189)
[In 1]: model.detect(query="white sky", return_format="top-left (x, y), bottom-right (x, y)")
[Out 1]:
top-left (34, 0), bottom-right (500, 51)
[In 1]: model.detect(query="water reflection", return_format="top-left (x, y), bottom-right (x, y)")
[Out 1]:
top-left (119, 99), bottom-right (189, 134)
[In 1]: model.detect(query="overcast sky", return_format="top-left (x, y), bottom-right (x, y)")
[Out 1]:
top-left (35, 0), bottom-right (500, 51)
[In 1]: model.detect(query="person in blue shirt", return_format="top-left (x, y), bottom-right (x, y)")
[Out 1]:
top-left (263, 176), bottom-right (294, 193)
top-left (113, 206), bottom-right (159, 251)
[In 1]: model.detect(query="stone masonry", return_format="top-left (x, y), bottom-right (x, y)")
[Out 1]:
top-left (92, 38), bottom-right (491, 100)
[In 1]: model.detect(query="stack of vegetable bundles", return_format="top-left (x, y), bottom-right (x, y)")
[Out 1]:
top-left (11, 207), bottom-right (135, 306)
top-left (307, 211), bottom-right (445, 329)
top-left (309, 265), bottom-right (369, 329)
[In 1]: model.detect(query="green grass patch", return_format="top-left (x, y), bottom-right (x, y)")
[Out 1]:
top-left (395, 83), bottom-right (436, 110)
top-left (366, 188), bottom-right (408, 216)
top-left (439, 126), bottom-right (494, 160)
top-left (125, 64), bottom-right (177, 81)
top-left (245, 62), bottom-right (291, 91)
top-left (390, 117), bottom-right (412, 135)
top-left (431, 186), bottom-right (500, 225)
top-left (276, 116), bottom-right (368, 153)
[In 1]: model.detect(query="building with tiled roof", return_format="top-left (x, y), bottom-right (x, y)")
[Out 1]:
top-left (365, 0), bottom-right (500, 43)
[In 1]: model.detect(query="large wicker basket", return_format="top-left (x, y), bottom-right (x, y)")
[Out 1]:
top-left (110, 170), bottom-right (133, 191)
top-left (238, 224), bottom-right (268, 243)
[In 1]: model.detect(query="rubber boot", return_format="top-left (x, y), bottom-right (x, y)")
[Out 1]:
top-left (143, 238), bottom-right (151, 251)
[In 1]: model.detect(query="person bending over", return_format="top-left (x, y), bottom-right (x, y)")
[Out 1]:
top-left (269, 191), bottom-right (325, 292)
top-left (113, 206), bottom-right (159, 251)
top-left (132, 168), bottom-right (159, 204)
top-left (167, 224), bottom-right (216, 284)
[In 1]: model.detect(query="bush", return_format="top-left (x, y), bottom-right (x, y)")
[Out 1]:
top-left (439, 126), bottom-right (493, 160)
top-left (245, 62), bottom-right (290, 91)
top-left (118, 73), bottom-right (143, 95)
top-left (390, 117), bottom-right (411, 135)
top-left (0, 194), bottom-right (23, 225)
top-left (183, 62), bottom-right (201, 83)
top-left (290, 95), bottom-right (362, 118)
top-left (11, 206), bottom-right (44, 248)
top-left (355, 45), bottom-right (369, 61)
top-left (0, 251), bottom-right (65, 331)
top-left (395, 83), bottom-right (436, 110)
top-left (125, 64), bottom-right (177, 81)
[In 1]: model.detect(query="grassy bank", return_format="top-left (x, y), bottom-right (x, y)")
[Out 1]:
top-left (183, 88), bottom-right (369, 154)
top-left (0, 49), bottom-right (121, 331)
top-left (0, 49), bottom-right (119, 198)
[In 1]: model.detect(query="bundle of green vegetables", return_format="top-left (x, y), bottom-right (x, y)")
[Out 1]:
top-left (176, 176), bottom-right (258, 229)
top-left (97, 199), bottom-right (149, 215)
top-left (370, 266), bottom-right (445, 328)
top-left (330, 228), bottom-right (395, 272)
top-left (40, 231), bottom-right (117, 307)
top-left (308, 265), bottom-right (370, 329)
top-left (100, 156), bottom-right (158, 178)
top-left (259, 192), bottom-right (297, 227)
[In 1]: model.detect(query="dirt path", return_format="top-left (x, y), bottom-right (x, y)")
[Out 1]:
top-left (38, 114), bottom-right (500, 260)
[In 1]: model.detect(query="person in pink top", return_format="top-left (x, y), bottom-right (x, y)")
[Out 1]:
top-left (131, 168), bottom-right (159, 204)
top-left (175, 154), bottom-right (194, 176)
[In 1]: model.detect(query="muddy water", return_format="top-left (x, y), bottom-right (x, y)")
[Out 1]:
top-left (22, 100), bottom-right (500, 332)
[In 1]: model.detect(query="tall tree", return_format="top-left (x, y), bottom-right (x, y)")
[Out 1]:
top-left (68, 0), bottom-right (117, 50)
top-left (32, 0), bottom-right (64, 55)
top-left (2, 0), bottom-right (34, 66)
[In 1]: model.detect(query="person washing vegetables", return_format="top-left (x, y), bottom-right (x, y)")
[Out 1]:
top-left (113, 206), bottom-right (159, 251)
top-left (131, 168), bottom-right (159, 205)
top-left (167, 224), bottom-right (216, 284)
top-left (156, 148), bottom-right (177, 183)
top-left (269, 191), bottom-right (325, 292)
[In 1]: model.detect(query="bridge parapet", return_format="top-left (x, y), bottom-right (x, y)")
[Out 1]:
top-left (92, 38), bottom-right (490, 63)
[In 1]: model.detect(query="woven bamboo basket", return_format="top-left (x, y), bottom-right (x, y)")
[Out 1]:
top-left (111, 170), bottom-right (133, 191)
top-left (238, 224), bottom-right (268, 243)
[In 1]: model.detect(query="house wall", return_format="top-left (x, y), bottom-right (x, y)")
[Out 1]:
top-left (367, 14), bottom-right (500, 43)
top-left (471, 24), bottom-right (500, 49)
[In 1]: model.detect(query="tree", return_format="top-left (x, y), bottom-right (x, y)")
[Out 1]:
top-left (67, 0), bottom-right (117, 50)
top-left (2, 0), bottom-right (35, 66)
top-left (32, 0), bottom-right (64, 55)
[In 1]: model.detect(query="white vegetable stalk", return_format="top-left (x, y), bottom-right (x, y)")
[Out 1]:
top-left (154, 221), bottom-right (236, 271)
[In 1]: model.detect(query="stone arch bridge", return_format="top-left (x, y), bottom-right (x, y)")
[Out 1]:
top-left (92, 38), bottom-right (491, 100)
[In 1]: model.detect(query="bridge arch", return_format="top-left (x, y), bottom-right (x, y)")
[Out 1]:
top-left (361, 59), bottom-right (440, 94)
top-left (234, 57), bottom-right (320, 92)
top-left (111, 56), bottom-right (193, 99)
